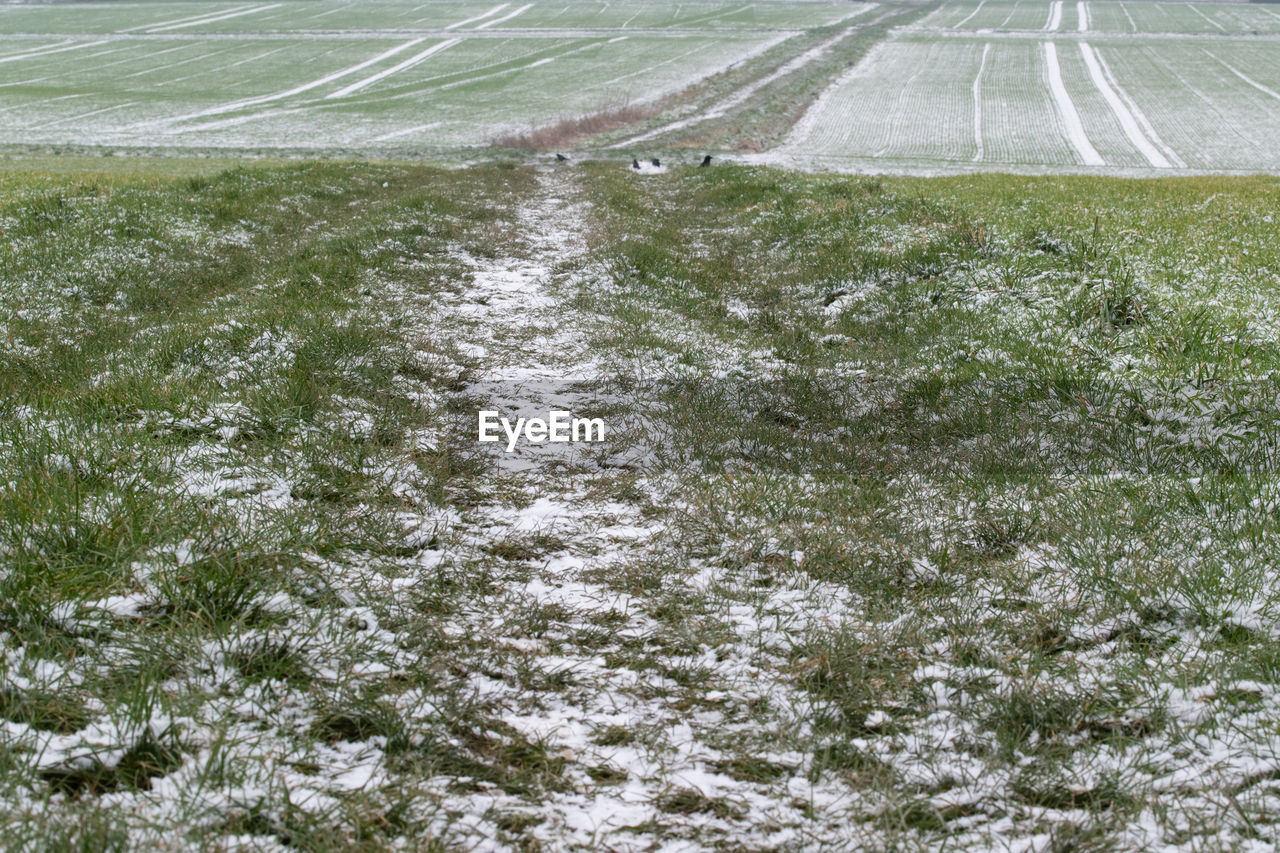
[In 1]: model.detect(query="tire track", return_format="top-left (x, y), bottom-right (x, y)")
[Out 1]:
top-left (1079, 41), bottom-right (1177, 167)
top-left (1044, 41), bottom-right (1103, 165)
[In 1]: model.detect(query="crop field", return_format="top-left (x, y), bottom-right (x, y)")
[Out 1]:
top-left (780, 0), bottom-right (1280, 174)
top-left (0, 0), bottom-right (869, 153)
top-left (919, 0), bottom-right (1280, 34)
top-left (11, 0), bottom-right (1280, 174)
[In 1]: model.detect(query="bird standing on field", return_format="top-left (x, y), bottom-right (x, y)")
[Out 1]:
top-left (651, 158), bottom-right (660, 167)
top-left (632, 158), bottom-right (640, 170)
top-left (556, 153), bottom-right (568, 161)
top-left (700, 154), bottom-right (712, 167)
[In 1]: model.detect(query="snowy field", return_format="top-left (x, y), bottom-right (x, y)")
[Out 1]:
top-left (778, 0), bottom-right (1280, 174)
top-left (0, 0), bottom-right (866, 152)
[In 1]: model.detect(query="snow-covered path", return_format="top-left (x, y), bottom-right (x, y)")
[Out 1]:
top-left (416, 169), bottom-right (870, 849)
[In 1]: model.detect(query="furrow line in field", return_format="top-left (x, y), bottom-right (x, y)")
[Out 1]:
top-left (1186, 3), bottom-right (1226, 33)
top-left (437, 38), bottom-right (610, 90)
top-left (873, 50), bottom-right (930, 157)
top-left (972, 42), bottom-right (990, 161)
top-left (1045, 1), bottom-right (1063, 32)
top-left (997, 0), bottom-right (1019, 30)
top-left (119, 44), bottom-right (216, 79)
top-left (306, 2), bottom-right (356, 22)
top-left (1093, 43), bottom-right (1185, 167)
top-left (32, 101), bottom-right (138, 129)
top-left (325, 38), bottom-right (461, 98)
top-left (1077, 0), bottom-right (1089, 32)
top-left (114, 4), bottom-right (257, 34)
top-left (144, 3), bottom-right (284, 34)
top-left (1119, 1), bottom-right (1137, 32)
top-left (474, 3), bottom-right (535, 30)
top-left (1078, 41), bottom-right (1175, 168)
top-left (1044, 41), bottom-right (1103, 165)
top-left (1203, 48), bottom-right (1280, 104)
top-left (0, 39), bottom-right (110, 65)
top-left (443, 2), bottom-right (509, 30)
top-left (0, 38), bottom-right (73, 60)
top-left (609, 25), bottom-right (847, 147)
top-left (953, 0), bottom-right (987, 30)
top-left (1148, 47), bottom-right (1266, 159)
top-left (594, 43), bottom-right (706, 88)
top-left (663, 3), bottom-right (754, 30)
top-left (0, 92), bottom-right (91, 121)
top-left (0, 27), bottom-right (847, 43)
top-left (157, 37), bottom-right (430, 126)
top-left (370, 120), bottom-right (443, 142)
top-left (223, 44), bottom-right (289, 70)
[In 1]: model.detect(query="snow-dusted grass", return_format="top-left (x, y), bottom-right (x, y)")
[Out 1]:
top-left (0, 160), bottom-right (535, 847)
top-left (3, 157), bottom-right (1280, 849)
top-left (574, 162), bottom-right (1280, 848)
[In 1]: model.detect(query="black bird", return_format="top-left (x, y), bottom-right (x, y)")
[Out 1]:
top-left (632, 158), bottom-right (640, 170)
top-left (700, 154), bottom-right (712, 167)
top-left (651, 158), bottom-right (660, 167)
top-left (555, 153), bottom-right (568, 162)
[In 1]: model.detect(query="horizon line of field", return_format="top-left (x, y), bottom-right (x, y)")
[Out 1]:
top-left (788, 33), bottom-right (1280, 171)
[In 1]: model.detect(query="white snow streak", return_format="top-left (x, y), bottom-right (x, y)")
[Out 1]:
top-left (1094, 44), bottom-right (1185, 167)
top-left (162, 38), bottom-right (429, 125)
top-left (371, 121), bottom-right (443, 142)
top-left (436, 39), bottom-right (605, 90)
top-left (1204, 49), bottom-right (1280, 105)
top-left (1045, 1), bottom-right (1063, 31)
top-left (0, 39), bottom-right (110, 65)
top-left (34, 101), bottom-right (137, 129)
top-left (611, 26), bottom-right (849, 147)
top-left (953, 0), bottom-right (987, 29)
top-left (325, 39), bottom-right (460, 98)
top-left (972, 43), bottom-right (990, 161)
top-left (144, 3), bottom-right (283, 33)
top-left (1186, 3), bottom-right (1226, 32)
top-left (475, 3), bottom-right (534, 29)
top-left (1078, 42), bottom-right (1173, 168)
top-left (115, 4), bottom-right (255, 33)
top-left (1077, 0), bottom-right (1089, 31)
top-left (1044, 41), bottom-right (1103, 166)
top-left (1119, 2), bottom-right (1138, 32)
top-left (443, 2), bottom-right (509, 30)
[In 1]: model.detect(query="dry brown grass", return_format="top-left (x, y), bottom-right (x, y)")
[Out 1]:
top-left (494, 98), bottom-right (661, 149)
